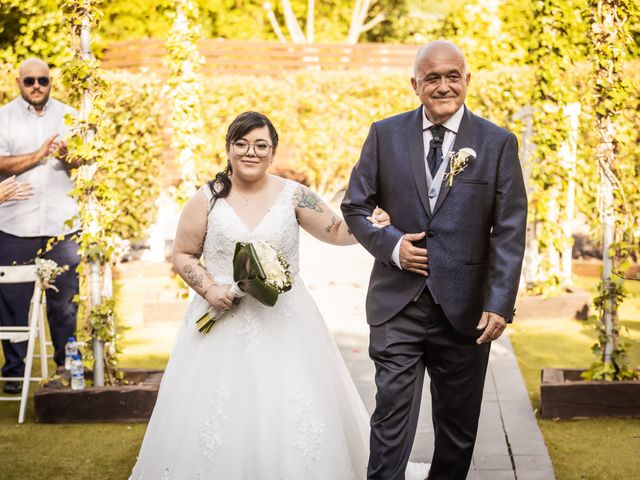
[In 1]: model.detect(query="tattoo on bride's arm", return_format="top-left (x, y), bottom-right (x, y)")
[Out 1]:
top-left (185, 252), bottom-right (214, 283)
top-left (325, 216), bottom-right (337, 233)
top-left (183, 264), bottom-right (203, 289)
top-left (294, 187), bottom-right (323, 212)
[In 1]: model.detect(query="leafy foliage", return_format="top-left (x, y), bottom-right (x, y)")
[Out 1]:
top-left (439, 0), bottom-right (521, 70)
top-left (522, 0), bottom-right (587, 292)
top-left (195, 72), bottom-right (417, 196)
top-left (0, 0), bottom-right (165, 380)
top-left (0, 0), bottom-right (70, 67)
top-left (164, 0), bottom-right (205, 203)
top-left (85, 296), bottom-right (124, 384)
top-left (96, 71), bottom-right (166, 243)
top-left (107, 65), bottom-right (632, 208)
top-left (60, 0), bottom-right (122, 383)
top-left (582, 0), bottom-right (640, 379)
top-left (97, 0), bottom-right (419, 44)
top-left (582, 280), bottom-right (638, 380)
top-left (99, 0), bottom-right (174, 41)
top-left (575, 62), bottom-right (640, 274)
top-left (440, 0), bottom-right (638, 296)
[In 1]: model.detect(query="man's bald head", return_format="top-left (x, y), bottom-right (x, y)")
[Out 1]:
top-left (413, 41), bottom-right (467, 78)
top-left (410, 40), bottom-right (470, 125)
top-left (18, 58), bottom-right (50, 78)
top-left (16, 58), bottom-right (52, 112)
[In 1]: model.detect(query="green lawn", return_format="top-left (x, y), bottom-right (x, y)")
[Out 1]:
top-left (0, 278), bottom-right (174, 480)
top-left (509, 275), bottom-right (640, 480)
top-left (1, 273), bottom-right (639, 479)
top-left (0, 324), bottom-right (171, 479)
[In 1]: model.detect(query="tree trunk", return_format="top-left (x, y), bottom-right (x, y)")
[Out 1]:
top-left (306, 0), bottom-right (314, 43)
top-left (547, 186), bottom-right (561, 283)
top-left (598, 116), bottom-right (616, 364)
top-left (281, 0), bottom-right (307, 43)
top-left (79, 0), bottom-right (105, 387)
top-left (560, 102), bottom-right (581, 287)
top-left (347, 0), bottom-right (384, 44)
top-left (264, 0), bottom-right (384, 45)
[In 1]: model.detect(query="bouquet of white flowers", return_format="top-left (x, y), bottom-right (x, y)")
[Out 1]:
top-left (196, 241), bottom-right (293, 334)
top-left (35, 258), bottom-right (69, 292)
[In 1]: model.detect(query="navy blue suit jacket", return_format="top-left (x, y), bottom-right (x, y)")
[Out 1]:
top-left (341, 106), bottom-right (527, 336)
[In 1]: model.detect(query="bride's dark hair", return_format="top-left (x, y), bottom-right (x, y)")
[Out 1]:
top-left (207, 111), bottom-right (279, 205)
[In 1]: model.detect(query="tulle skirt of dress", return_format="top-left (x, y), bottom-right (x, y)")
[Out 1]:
top-left (129, 280), bottom-right (372, 479)
top-left (129, 280), bottom-right (429, 480)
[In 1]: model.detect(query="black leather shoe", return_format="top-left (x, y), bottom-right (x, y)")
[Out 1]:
top-left (3, 381), bottom-right (23, 394)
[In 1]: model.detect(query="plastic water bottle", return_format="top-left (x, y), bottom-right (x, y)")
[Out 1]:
top-left (64, 337), bottom-right (78, 370)
top-left (70, 355), bottom-right (85, 391)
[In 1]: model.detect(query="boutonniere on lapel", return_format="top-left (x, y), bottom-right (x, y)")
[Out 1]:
top-left (444, 148), bottom-right (476, 187)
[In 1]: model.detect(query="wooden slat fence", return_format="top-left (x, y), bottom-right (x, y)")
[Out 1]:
top-left (102, 39), bottom-right (418, 75)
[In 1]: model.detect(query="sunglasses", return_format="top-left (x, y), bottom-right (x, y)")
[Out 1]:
top-left (22, 76), bottom-right (50, 87)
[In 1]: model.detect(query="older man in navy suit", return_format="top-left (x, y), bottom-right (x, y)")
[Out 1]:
top-left (342, 41), bottom-right (527, 480)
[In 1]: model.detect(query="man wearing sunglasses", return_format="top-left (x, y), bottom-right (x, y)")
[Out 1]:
top-left (0, 58), bottom-right (81, 394)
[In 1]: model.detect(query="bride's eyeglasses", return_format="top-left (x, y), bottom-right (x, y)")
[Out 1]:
top-left (231, 140), bottom-right (273, 158)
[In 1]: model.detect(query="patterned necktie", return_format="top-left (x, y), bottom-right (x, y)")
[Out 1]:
top-left (427, 124), bottom-right (446, 176)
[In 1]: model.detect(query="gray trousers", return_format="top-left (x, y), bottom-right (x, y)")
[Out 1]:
top-left (368, 289), bottom-right (491, 480)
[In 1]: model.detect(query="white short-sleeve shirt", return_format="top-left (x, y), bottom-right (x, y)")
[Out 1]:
top-left (0, 96), bottom-right (80, 237)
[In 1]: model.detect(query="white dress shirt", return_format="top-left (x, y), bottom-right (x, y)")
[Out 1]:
top-left (0, 96), bottom-right (80, 237)
top-left (390, 104), bottom-right (465, 268)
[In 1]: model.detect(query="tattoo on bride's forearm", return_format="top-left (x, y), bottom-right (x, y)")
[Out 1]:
top-left (187, 256), bottom-right (213, 282)
top-left (183, 264), bottom-right (203, 289)
top-left (325, 216), bottom-right (337, 233)
top-left (294, 188), bottom-right (323, 212)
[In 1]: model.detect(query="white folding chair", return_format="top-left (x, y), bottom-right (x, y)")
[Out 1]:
top-left (0, 265), bottom-right (49, 423)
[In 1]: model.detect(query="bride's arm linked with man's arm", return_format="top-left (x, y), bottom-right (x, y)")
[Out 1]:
top-left (292, 184), bottom-right (390, 245)
top-left (172, 189), bottom-right (236, 312)
top-left (173, 183), bottom-right (390, 314)
top-left (340, 124), bottom-right (429, 277)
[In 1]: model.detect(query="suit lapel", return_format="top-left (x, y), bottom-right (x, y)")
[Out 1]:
top-left (432, 106), bottom-right (474, 216)
top-left (408, 106), bottom-right (431, 217)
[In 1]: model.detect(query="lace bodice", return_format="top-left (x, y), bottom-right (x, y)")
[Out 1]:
top-left (201, 179), bottom-right (300, 285)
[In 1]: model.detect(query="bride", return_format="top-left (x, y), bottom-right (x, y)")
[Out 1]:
top-left (129, 111), bottom-right (429, 480)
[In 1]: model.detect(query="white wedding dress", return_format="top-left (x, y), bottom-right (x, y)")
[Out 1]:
top-left (129, 179), bottom-right (429, 480)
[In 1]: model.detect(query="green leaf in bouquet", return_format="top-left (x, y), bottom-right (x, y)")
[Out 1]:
top-left (233, 242), bottom-right (280, 307)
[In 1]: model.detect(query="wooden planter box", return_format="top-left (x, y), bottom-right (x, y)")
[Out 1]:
top-left (34, 368), bottom-right (163, 423)
top-left (540, 368), bottom-right (640, 419)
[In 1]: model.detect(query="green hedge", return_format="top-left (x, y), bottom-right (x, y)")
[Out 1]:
top-left (1, 64), bottom-right (638, 244)
top-left (197, 69), bottom-right (535, 196)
